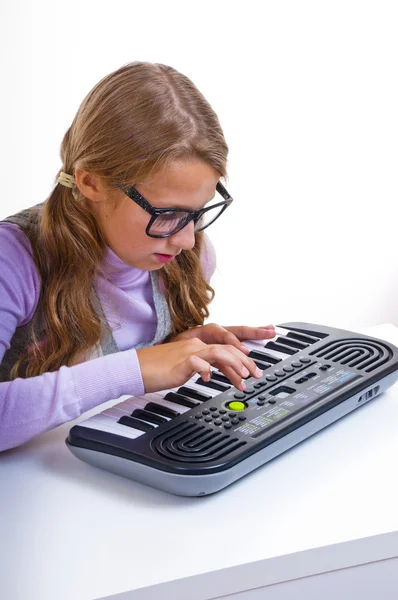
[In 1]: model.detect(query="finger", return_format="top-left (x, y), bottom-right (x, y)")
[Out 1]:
top-left (221, 365), bottom-right (247, 392)
top-left (222, 344), bottom-right (264, 379)
top-left (183, 354), bottom-right (213, 383)
top-left (224, 325), bottom-right (276, 342)
top-left (200, 345), bottom-right (262, 389)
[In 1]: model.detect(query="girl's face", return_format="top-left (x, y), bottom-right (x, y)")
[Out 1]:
top-left (91, 160), bottom-right (220, 270)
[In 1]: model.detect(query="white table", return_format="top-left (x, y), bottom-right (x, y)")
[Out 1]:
top-left (1, 324), bottom-right (398, 600)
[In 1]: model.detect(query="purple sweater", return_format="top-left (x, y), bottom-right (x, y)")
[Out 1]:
top-left (0, 223), bottom-right (216, 451)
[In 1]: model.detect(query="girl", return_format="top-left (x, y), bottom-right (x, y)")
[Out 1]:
top-left (0, 61), bottom-right (275, 452)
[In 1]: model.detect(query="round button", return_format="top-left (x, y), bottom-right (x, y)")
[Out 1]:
top-left (234, 392), bottom-right (246, 399)
top-left (268, 399), bottom-right (276, 404)
top-left (274, 370), bottom-right (285, 377)
top-left (257, 401), bottom-right (265, 406)
top-left (219, 409), bottom-right (227, 414)
top-left (202, 409), bottom-right (210, 415)
top-left (283, 366), bottom-right (294, 372)
top-left (300, 357), bottom-right (311, 363)
top-left (292, 361), bottom-right (302, 368)
top-left (224, 423), bottom-right (232, 429)
top-left (228, 401), bottom-right (246, 411)
top-left (257, 395), bottom-right (267, 400)
top-left (214, 419), bottom-right (222, 425)
top-left (204, 416), bottom-right (212, 422)
top-left (244, 386), bottom-right (255, 394)
top-left (266, 375), bottom-right (277, 382)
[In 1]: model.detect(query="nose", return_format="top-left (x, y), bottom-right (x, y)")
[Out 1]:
top-left (168, 220), bottom-right (196, 251)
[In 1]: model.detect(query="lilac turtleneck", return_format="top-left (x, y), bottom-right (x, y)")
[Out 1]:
top-left (0, 222), bottom-right (215, 451)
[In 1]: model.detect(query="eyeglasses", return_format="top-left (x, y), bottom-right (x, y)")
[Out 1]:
top-left (117, 181), bottom-right (233, 238)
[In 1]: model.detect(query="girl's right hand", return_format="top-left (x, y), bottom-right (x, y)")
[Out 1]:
top-left (136, 337), bottom-right (263, 394)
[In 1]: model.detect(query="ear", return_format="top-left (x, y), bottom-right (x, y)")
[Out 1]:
top-left (75, 168), bottom-right (108, 203)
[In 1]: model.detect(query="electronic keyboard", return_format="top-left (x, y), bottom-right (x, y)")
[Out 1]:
top-left (66, 322), bottom-right (398, 496)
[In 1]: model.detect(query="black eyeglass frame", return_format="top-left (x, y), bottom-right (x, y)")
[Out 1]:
top-left (117, 181), bottom-right (233, 238)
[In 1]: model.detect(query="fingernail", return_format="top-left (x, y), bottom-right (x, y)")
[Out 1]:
top-left (255, 367), bottom-right (263, 377)
top-left (241, 367), bottom-right (250, 377)
top-left (240, 380), bottom-right (246, 391)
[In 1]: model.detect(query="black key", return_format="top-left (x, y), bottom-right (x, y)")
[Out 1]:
top-left (164, 392), bottom-right (199, 408)
top-left (275, 336), bottom-right (308, 350)
top-left (132, 408), bottom-right (168, 425)
top-left (253, 360), bottom-right (271, 371)
top-left (178, 386), bottom-right (212, 401)
top-left (195, 378), bottom-right (231, 392)
top-left (248, 350), bottom-right (280, 365)
top-left (265, 341), bottom-right (297, 355)
top-left (145, 402), bottom-right (180, 419)
top-left (287, 331), bottom-right (320, 344)
top-left (118, 415), bottom-right (155, 432)
top-left (210, 371), bottom-right (233, 385)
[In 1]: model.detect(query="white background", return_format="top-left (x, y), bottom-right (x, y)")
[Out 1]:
top-left (1, 0), bottom-right (397, 331)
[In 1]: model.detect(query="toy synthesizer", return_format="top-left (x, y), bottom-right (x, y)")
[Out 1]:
top-left (66, 322), bottom-right (398, 496)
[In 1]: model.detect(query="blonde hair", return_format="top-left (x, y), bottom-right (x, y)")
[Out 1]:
top-left (12, 61), bottom-right (229, 378)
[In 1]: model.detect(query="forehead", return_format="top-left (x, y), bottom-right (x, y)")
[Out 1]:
top-left (137, 160), bottom-right (221, 209)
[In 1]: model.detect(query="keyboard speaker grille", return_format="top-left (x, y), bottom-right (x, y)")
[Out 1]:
top-left (310, 338), bottom-right (393, 372)
top-left (151, 421), bottom-right (246, 463)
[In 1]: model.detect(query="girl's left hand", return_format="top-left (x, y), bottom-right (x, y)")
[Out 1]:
top-left (170, 323), bottom-right (276, 355)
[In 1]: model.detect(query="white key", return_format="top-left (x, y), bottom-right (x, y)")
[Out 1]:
top-left (80, 414), bottom-right (142, 439)
top-left (180, 380), bottom-right (223, 397)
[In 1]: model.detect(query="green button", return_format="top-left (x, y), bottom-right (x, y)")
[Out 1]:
top-left (228, 401), bottom-right (245, 411)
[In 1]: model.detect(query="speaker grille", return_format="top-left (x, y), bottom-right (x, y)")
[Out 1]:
top-left (151, 421), bottom-right (246, 463)
top-left (310, 338), bottom-right (393, 372)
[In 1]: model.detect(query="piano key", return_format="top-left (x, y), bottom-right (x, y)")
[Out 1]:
top-left (247, 349), bottom-right (281, 365)
top-left (265, 340), bottom-right (297, 355)
top-left (210, 371), bottom-right (233, 385)
top-left (132, 393), bottom-right (191, 415)
top-left (251, 360), bottom-right (272, 371)
top-left (81, 414), bottom-right (142, 439)
top-left (77, 419), bottom-right (140, 439)
top-left (144, 402), bottom-right (180, 419)
top-left (274, 336), bottom-right (308, 350)
top-left (286, 331), bottom-right (320, 344)
top-left (244, 340), bottom-right (288, 362)
top-left (195, 377), bottom-right (231, 392)
top-left (177, 385), bottom-right (214, 401)
top-left (131, 408), bottom-right (168, 425)
top-left (118, 415), bottom-right (155, 432)
top-left (178, 381), bottom-right (220, 398)
top-left (164, 392), bottom-right (199, 408)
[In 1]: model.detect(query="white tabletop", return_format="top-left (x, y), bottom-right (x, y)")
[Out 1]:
top-left (1, 324), bottom-right (398, 600)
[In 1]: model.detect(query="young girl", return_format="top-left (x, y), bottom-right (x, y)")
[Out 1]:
top-left (0, 61), bottom-right (275, 452)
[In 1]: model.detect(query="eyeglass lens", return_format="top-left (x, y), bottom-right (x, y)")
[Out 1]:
top-left (148, 205), bottom-right (225, 236)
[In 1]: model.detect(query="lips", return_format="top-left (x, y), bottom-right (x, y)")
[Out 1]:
top-left (154, 253), bottom-right (175, 263)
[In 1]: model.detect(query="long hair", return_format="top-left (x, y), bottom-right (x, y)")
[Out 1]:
top-left (12, 62), bottom-right (229, 378)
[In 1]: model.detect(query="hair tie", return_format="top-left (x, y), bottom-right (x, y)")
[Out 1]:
top-left (57, 171), bottom-right (75, 188)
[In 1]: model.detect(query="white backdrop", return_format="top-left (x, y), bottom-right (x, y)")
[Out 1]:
top-left (1, 0), bottom-right (397, 332)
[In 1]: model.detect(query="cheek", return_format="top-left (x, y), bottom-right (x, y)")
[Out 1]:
top-left (110, 210), bottom-right (153, 252)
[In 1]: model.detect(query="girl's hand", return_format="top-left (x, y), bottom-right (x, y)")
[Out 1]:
top-left (170, 323), bottom-right (276, 355)
top-left (136, 337), bottom-right (264, 394)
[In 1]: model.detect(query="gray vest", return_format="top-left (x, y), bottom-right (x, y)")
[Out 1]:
top-left (0, 206), bottom-right (173, 381)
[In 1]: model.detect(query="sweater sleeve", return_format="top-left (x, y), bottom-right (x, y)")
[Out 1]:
top-left (0, 224), bottom-right (145, 452)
